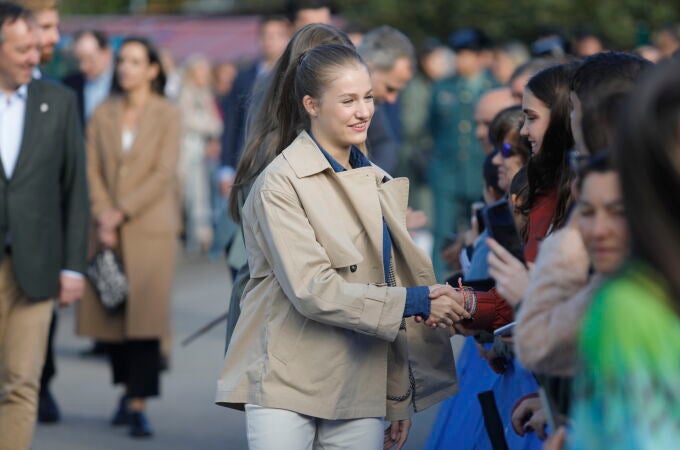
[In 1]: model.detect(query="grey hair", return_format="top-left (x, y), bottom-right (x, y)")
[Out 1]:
top-left (357, 25), bottom-right (415, 72)
top-left (497, 41), bottom-right (530, 67)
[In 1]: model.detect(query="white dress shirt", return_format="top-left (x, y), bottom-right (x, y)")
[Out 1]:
top-left (0, 85), bottom-right (28, 179)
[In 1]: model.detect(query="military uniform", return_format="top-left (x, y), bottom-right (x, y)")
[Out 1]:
top-left (428, 71), bottom-right (497, 276)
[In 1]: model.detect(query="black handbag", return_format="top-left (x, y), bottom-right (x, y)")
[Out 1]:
top-left (87, 249), bottom-right (128, 314)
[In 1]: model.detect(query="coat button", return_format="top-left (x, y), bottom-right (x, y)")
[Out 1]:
top-left (350, 265), bottom-right (357, 273)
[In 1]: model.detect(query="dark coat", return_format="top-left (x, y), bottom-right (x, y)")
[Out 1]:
top-left (219, 63), bottom-right (259, 169)
top-left (0, 79), bottom-right (89, 299)
top-left (62, 72), bottom-right (86, 127)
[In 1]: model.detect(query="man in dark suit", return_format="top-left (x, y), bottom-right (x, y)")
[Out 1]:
top-left (218, 15), bottom-right (290, 194)
top-left (62, 29), bottom-right (113, 126)
top-left (0, 4), bottom-right (88, 449)
top-left (358, 26), bottom-right (415, 174)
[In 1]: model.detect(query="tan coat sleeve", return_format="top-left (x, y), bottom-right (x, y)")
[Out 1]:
top-left (86, 111), bottom-right (115, 219)
top-left (515, 227), bottom-right (593, 377)
top-left (254, 185), bottom-right (407, 342)
top-left (118, 106), bottom-right (181, 218)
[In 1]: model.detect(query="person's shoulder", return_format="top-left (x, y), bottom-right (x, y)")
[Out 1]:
top-left (150, 95), bottom-right (181, 119)
top-left (432, 75), bottom-right (456, 90)
top-left (583, 263), bottom-right (680, 356)
top-left (31, 78), bottom-right (75, 100)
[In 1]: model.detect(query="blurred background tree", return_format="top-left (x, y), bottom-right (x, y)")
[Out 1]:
top-left (59, 0), bottom-right (680, 49)
top-left (336, 0), bottom-right (680, 49)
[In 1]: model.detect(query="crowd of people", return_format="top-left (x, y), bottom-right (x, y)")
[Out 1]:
top-left (0, 0), bottom-right (679, 449)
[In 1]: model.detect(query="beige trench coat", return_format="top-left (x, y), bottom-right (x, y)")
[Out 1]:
top-left (215, 131), bottom-right (457, 421)
top-left (77, 95), bottom-right (181, 341)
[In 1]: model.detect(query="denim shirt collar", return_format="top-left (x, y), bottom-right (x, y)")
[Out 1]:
top-left (308, 130), bottom-right (371, 173)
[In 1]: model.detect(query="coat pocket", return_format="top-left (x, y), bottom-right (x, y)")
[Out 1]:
top-left (269, 303), bottom-right (308, 365)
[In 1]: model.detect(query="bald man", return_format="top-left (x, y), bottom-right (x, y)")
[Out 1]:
top-left (474, 87), bottom-right (518, 154)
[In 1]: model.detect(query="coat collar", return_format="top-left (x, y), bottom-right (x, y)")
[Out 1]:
top-left (105, 94), bottom-right (163, 161)
top-left (282, 131), bottom-right (334, 179)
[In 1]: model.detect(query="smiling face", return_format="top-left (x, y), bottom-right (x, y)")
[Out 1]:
top-left (520, 88), bottom-right (551, 155)
top-left (0, 18), bottom-right (40, 92)
top-left (369, 56), bottom-right (412, 104)
top-left (304, 63), bottom-right (374, 154)
top-left (577, 171), bottom-right (630, 274)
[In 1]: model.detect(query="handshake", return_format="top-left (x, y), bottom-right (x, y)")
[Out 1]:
top-left (418, 283), bottom-right (476, 329)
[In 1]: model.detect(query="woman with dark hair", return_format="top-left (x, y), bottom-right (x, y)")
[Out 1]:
top-left (519, 63), bottom-right (576, 259)
top-left (77, 36), bottom-right (181, 438)
top-left (484, 62), bottom-right (577, 306)
top-left (216, 43), bottom-right (462, 449)
top-left (563, 60), bottom-right (680, 450)
top-left (224, 23), bottom-right (356, 351)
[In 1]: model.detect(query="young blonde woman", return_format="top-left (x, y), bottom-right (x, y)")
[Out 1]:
top-left (216, 44), bottom-right (466, 449)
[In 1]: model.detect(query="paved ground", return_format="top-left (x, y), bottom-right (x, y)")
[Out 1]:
top-left (33, 255), bottom-right (449, 450)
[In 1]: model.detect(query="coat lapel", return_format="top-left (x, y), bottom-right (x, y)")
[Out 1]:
top-left (122, 98), bottom-right (156, 162)
top-left (334, 167), bottom-right (384, 268)
top-left (12, 82), bottom-right (41, 180)
top-left (379, 176), bottom-right (436, 284)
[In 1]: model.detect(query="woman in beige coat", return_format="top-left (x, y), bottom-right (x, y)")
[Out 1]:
top-left (216, 44), bottom-right (468, 450)
top-left (77, 37), bottom-right (181, 438)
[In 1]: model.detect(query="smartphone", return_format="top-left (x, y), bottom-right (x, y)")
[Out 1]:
top-left (538, 386), bottom-right (565, 432)
top-left (483, 199), bottom-right (525, 263)
top-left (493, 321), bottom-right (516, 337)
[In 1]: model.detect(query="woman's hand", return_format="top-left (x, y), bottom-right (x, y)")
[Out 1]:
top-left (98, 208), bottom-right (124, 231)
top-left (384, 419), bottom-right (411, 450)
top-left (426, 285), bottom-right (471, 328)
top-left (487, 238), bottom-right (531, 306)
top-left (98, 227), bottom-right (118, 249)
top-left (511, 395), bottom-right (545, 438)
top-left (543, 427), bottom-right (567, 450)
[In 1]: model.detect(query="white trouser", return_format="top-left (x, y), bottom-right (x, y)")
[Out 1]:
top-left (245, 404), bottom-right (384, 450)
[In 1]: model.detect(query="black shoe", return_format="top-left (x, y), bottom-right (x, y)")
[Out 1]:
top-left (129, 411), bottom-right (153, 438)
top-left (111, 395), bottom-right (131, 426)
top-left (38, 390), bottom-right (61, 424)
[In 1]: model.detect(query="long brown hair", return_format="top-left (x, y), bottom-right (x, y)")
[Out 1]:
top-left (229, 24), bottom-right (353, 222)
top-left (523, 62), bottom-right (577, 230)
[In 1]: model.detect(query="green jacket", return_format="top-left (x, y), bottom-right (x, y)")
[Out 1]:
top-left (429, 71), bottom-right (497, 197)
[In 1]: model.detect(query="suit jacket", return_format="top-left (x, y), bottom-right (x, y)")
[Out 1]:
top-left (219, 63), bottom-right (259, 169)
top-left (366, 104), bottom-right (400, 174)
top-left (62, 72), bottom-right (86, 126)
top-left (0, 79), bottom-right (89, 300)
top-left (216, 131), bottom-right (457, 421)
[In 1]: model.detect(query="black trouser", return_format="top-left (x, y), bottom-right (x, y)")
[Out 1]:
top-left (39, 308), bottom-right (57, 394)
top-left (109, 339), bottom-right (161, 398)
